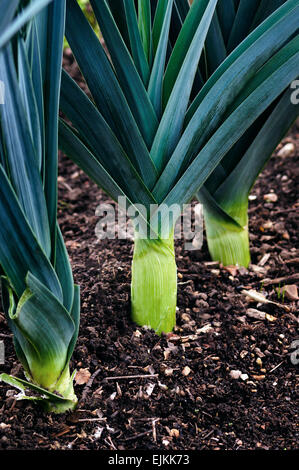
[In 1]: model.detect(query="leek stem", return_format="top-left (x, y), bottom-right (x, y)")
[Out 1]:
top-left (204, 206), bottom-right (250, 268)
top-left (42, 367), bottom-right (77, 414)
top-left (131, 234), bottom-right (177, 335)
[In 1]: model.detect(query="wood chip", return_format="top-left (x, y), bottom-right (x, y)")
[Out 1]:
top-left (246, 308), bottom-right (266, 321)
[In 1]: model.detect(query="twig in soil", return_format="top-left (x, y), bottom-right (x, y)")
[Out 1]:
top-left (248, 203), bottom-right (262, 213)
top-left (77, 418), bottom-right (107, 423)
top-left (261, 273), bottom-right (299, 286)
top-left (269, 361), bottom-right (285, 373)
top-left (81, 367), bottom-right (102, 403)
top-left (0, 333), bottom-right (12, 338)
top-left (104, 374), bottom-right (159, 381)
top-left (123, 431), bottom-right (152, 442)
top-left (105, 435), bottom-right (117, 450)
top-left (202, 429), bottom-right (215, 440)
top-left (152, 418), bottom-right (159, 443)
top-left (270, 207), bottom-right (298, 215)
top-left (285, 258), bottom-right (299, 265)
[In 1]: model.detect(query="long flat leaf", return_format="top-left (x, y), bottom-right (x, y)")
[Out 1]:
top-left (152, 0), bottom-right (169, 54)
top-left (65, 285), bottom-right (80, 368)
top-left (0, 45), bottom-right (51, 257)
top-left (43, 0), bottom-right (66, 261)
top-left (186, 0), bottom-right (299, 124)
top-left (24, 21), bottom-right (45, 174)
top-left (151, 0), bottom-right (218, 174)
top-left (163, 0), bottom-right (214, 107)
top-left (138, 0), bottom-right (152, 63)
top-left (60, 70), bottom-right (157, 196)
top-left (89, 0), bottom-right (158, 149)
top-left (55, 225), bottom-right (74, 312)
top-left (151, 47), bottom-right (299, 233)
top-left (124, 0), bottom-right (150, 84)
top-left (18, 37), bottom-right (42, 169)
top-left (215, 88), bottom-right (299, 217)
top-left (148, 0), bottom-right (173, 117)
top-left (0, 166), bottom-right (62, 300)
top-left (227, 0), bottom-right (260, 53)
top-left (0, 0), bottom-right (53, 49)
top-left (65, 0), bottom-right (157, 189)
top-left (154, 0), bottom-right (299, 201)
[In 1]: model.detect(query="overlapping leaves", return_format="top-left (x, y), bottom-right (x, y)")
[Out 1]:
top-left (60, 0), bottom-right (299, 239)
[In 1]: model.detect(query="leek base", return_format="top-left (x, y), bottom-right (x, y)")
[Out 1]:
top-left (204, 209), bottom-right (251, 268)
top-left (131, 236), bottom-right (177, 335)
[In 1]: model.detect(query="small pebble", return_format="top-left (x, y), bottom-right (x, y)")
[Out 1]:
top-left (230, 370), bottom-right (242, 380)
top-left (164, 367), bottom-right (174, 377)
top-left (182, 366), bottom-right (191, 376)
top-left (169, 429), bottom-right (180, 438)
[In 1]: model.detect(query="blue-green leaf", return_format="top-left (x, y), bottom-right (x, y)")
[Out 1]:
top-left (151, 0), bottom-right (218, 174)
top-left (0, 166), bottom-right (62, 300)
top-left (89, 0), bottom-right (158, 148)
top-left (0, 44), bottom-right (51, 257)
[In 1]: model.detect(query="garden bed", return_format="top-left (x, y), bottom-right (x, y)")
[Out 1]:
top-left (0, 54), bottom-right (298, 450)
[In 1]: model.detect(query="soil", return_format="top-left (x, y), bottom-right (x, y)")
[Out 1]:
top-left (0, 54), bottom-right (298, 451)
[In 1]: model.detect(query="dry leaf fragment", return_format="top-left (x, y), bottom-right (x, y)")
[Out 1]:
top-left (75, 368), bottom-right (91, 385)
top-left (223, 265), bottom-right (239, 276)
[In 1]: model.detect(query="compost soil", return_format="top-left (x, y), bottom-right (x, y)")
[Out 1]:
top-left (0, 55), bottom-right (298, 451)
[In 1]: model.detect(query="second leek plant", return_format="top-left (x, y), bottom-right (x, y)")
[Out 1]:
top-left (60, 0), bottom-right (299, 334)
top-left (194, 0), bottom-right (299, 267)
top-left (0, 0), bottom-right (80, 413)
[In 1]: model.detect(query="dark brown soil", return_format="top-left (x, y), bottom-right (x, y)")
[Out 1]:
top-left (0, 56), bottom-right (298, 451)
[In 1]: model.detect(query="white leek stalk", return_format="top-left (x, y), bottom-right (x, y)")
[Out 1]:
top-left (131, 234), bottom-right (177, 335)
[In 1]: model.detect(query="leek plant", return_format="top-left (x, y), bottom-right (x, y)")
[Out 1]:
top-left (194, 0), bottom-right (299, 267)
top-left (0, 0), bottom-right (80, 413)
top-left (59, 0), bottom-right (299, 334)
